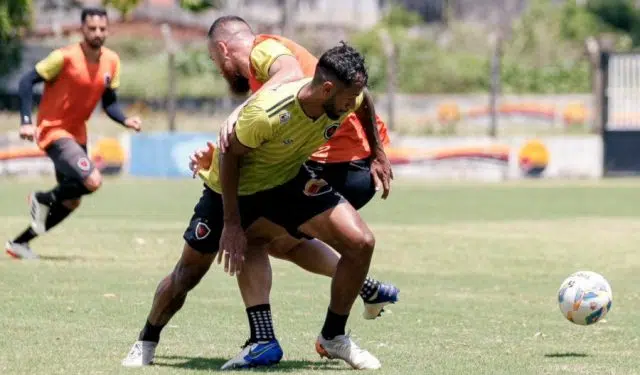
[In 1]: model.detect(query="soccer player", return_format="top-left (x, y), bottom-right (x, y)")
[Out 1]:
top-left (5, 7), bottom-right (141, 259)
top-left (123, 43), bottom-right (383, 370)
top-left (201, 16), bottom-right (397, 369)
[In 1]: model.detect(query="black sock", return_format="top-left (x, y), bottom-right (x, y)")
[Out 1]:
top-left (139, 320), bottom-right (165, 343)
top-left (359, 277), bottom-right (381, 302)
top-left (13, 227), bottom-right (38, 244)
top-left (52, 181), bottom-right (91, 201)
top-left (321, 308), bottom-right (349, 340)
top-left (45, 203), bottom-right (73, 231)
top-left (247, 304), bottom-right (275, 342)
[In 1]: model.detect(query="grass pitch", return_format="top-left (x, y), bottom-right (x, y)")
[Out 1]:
top-left (1, 178), bottom-right (640, 374)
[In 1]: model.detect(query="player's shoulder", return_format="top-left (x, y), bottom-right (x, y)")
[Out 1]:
top-left (251, 78), bottom-right (309, 118)
top-left (254, 37), bottom-right (286, 49)
top-left (100, 47), bottom-right (120, 62)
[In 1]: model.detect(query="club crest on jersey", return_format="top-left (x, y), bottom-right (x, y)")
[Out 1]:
top-left (104, 72), bottom-right (112, 86)
top-left (279, 111), bottom-right (291, 124)
top-left (195, 222), bottom-right (210, 240)
top-left (303, 178), bottom-right (333, 197)
top-left (77, 157), bottom-right (91, 171)
top-left (324, 123), bottom-right (339, 140)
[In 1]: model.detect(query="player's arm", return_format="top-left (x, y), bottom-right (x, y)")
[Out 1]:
top-left (218, 104), bottom-right (272, 275)
top-left (101, 88), bottom-right (127, 125)
top-left (101, 57), bottom-right (141, 132)
top-left (219, 40), bottom-right (303, 151)
top-left (18, 50), bottom-right (64, 131)
top-left (246, 39), bottom-right (305, 100)
top-left (354, 88), bottom-right (393, 198)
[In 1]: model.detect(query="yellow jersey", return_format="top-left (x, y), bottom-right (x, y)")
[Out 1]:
top-left (200, 77), bottom-right (363, 195)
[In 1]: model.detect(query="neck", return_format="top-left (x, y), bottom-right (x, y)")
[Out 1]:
top-left (297, 83), bottom-right (325, 120)
top-left (80, 41), bottom-right (101, 62)
top-left (237, 36), bottom-right (256, 79)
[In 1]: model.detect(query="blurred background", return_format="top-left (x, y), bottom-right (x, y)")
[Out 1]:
top-left (1, 0), bottom-right (639, 181)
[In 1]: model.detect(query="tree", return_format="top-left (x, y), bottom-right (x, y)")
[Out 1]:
top-left (102, 0), bottom-right (142, 21)
top-left (0, 0), bottom-right (32, 78)
top-left (179, 0), bottom-right (225, 13)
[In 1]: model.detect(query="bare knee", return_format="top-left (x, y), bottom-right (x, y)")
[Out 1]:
top-left (83, 170), bottom-right (102, 192)
top-left (171, 245), bottom-right (213, 293)
top-left (62, 198), bottom-right (81, 210)
top-left (342, 229), bottom-right (375, 264)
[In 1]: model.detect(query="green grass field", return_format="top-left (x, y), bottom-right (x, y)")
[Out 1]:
top-left (1, 178), bottom-right (640, 374)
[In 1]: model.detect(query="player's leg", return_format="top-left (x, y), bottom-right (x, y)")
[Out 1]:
top-left (265, 168), bottom-right (381, 369)
top-left (299, 203), bottom-right (381, 369)
top-left (122, 187), bottom-right (224, 367)
top-left (220, 242), bottom-right (283, 370)
top-left (5, 139), bottom-right (97, 259)
top-left (274, 159), bottom-right (398, 319)
top-left (311, 158), bottom-right (399, 318)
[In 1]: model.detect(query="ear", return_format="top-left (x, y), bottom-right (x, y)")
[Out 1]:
top-left (217, 41), bottom-right (229, 58)
top-left (321, 81), bottom-right (334, 98)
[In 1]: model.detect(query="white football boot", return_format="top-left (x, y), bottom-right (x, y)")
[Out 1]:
top-left (121, 340), bottom-right (157, 367)
top-left (315, 333), bottom-right (381, 370)
top-left (29, 192), bottom-right (49, 235)
top-left (5, 241), bottom-right (39, 260)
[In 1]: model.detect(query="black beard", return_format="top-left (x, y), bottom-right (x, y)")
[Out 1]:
top-left (228, 75), bottom-right (250, 96)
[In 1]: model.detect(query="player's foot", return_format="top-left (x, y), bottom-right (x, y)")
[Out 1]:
top-left (121, 340), bottom-right (157, 367)
top-left (5, 241), bottom-right (38, 259)
top-left (363, 282), bottom-right (399, 320)
top-left (315, 333), bottom-right (381, 370)
top-left (220, 339), bottom-right (283, 370)
top-left (29, 192), bottom-right (49, 235)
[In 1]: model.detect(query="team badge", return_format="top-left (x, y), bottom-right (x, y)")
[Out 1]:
top-left (303, 178), bottom-right (333, 197)
top-left (279, 111), bottom-right (291, 124)
top-left (77, 157), bottom-right (91, 171)
top-left (195, 222), bottom-right (210, 240)
top-left (104, 72), bottom-right (112, 86)
top-left (324, 123), bottom-right (339, 140)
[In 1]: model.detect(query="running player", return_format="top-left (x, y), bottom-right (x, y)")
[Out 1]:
top-left (200, 16), bottom-right (396, 369)
top-left (123, 43), bottom-right (383, 370)
top-left (5, 7), bottom-right (141, 259)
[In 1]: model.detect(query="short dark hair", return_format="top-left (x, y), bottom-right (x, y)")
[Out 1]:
top-left (81, 7), bottom-right (108, 23)
top-left (208, 15), bottom-right (251, 39)
top-left (313, 41), bottom-right (368, 87)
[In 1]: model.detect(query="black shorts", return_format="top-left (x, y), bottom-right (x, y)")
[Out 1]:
top-left (44, 138), bottom-right (94, 183)
top-left (183, 165), bottom-right (344, 254)
top-left (304, 158), bottom-right (375, 210)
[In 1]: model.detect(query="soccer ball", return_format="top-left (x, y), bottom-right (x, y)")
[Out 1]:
top-left (557, 271), bottom-right (612, 326)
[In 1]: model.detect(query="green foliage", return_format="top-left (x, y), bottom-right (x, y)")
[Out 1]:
top-left (585, 0), bottom-right (640, 47)
top-left (351, 0), bottom-right (595, 94)
top-left (381, 3), bottom-right (423, 28)
top-left (102, 0), bottom-right (142, 20)
top-left (0, 0), bottom-right (32, 78)
top-left (560, 0), bottom-right (609, 42)
top-left (179, 0), bottom-right (224, 13)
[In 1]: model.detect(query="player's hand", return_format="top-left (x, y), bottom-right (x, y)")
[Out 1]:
top-left (218, 221), bottom-right (246, 276)
top-left (188, 141), bottom-right (215, 178)
top-left (370, 148), bottom-right (393, 199)
top-left (124, 116), bottom-right (142, 132)
top-left (218, 110), bottom-right (240, 153)
top-left (19, 124), bottom-right (36, 142)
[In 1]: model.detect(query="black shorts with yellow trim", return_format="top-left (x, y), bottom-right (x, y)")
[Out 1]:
top-left (183, 165), bottom-right (344, 254)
